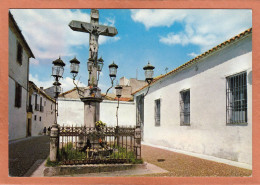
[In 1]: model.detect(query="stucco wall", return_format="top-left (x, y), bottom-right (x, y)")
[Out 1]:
top-left (30, 93), bottom-right (55, 136)
top-left (8, 78), bottom-right (27, 140)
top-left (57, 98), bottom-right (135, 127)
top-left (135, 35), bottom-right (252, 165)
top-left (8, 27), bottom-right (30, 141)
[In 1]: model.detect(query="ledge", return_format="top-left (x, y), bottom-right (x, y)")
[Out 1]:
top-left (44, 163), bottom-right (146, 176)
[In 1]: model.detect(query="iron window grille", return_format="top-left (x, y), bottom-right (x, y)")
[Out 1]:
top-left (16, 42), bottom-right (23, 65)
top-left (180, 89), bottom-right (190, 126)
top-left (15, 82), bottom-right (22, 108)
top-left (226, 72), bottom-right (247, 124)
top-left (154, 99), bottom-right (161, 126)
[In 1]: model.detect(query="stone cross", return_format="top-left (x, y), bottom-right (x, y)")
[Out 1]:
top-left (68, 9), bottom-right (118, 128)
top-left (69, 9), bottom-right (118, 87)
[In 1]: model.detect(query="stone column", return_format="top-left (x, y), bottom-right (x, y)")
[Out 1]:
top-left (135, 126), bottom-right (142, 159)
top-left (81, 87), bottom-right (102, 127)
top-left (50, 124), bottom-right (59, 162)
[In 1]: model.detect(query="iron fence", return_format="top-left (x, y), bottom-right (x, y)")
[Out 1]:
top-left (58, 125), bottom-right (141, 165)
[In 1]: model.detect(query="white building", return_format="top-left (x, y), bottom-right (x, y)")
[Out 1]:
top-left (8, 12), bottom-right (35, 140)
top-left (27, 81), bottom-right (56, 136)
top-left (58, 87), bottom-right (135, 127)
top-left (133, 28), bottom-right (252, 165)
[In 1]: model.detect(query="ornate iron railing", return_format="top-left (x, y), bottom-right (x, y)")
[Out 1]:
top-left (58, 125), bottom-right (141, 165)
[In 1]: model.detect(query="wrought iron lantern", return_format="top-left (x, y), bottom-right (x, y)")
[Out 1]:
top-left (53, 81), bottom-right (61, 96)
top-left (87, 58), bottom-right (94, 72)
top-left (52, 57), bottom-right (65, 80)
top-left (70, 57), bottom-right (80, 77)
top-left (97, 57), bottom-right (104, 72)
top-left (109, 61), bottom-right (118, 81)
top-left (115, 85), bottom-right (123, 98)
top-left (143, 61), bottom-right (155, 84)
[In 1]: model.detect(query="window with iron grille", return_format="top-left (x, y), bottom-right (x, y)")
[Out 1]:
top-left (226, 72), bottom-right (247, 124)
top-left (154, 99), bottom-right (160, 126)
top-left (17, 41), bottom-right (23, 65)
top-left (15, 82), bottom-right (22, 108)
top-left (180, 89), bottom-right (190, 125)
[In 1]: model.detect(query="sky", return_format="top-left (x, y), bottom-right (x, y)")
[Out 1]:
top-left (10, 9), bottom-right (252, 93)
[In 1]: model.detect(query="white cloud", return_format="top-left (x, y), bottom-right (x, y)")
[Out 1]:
top-left (29, 74), bottom-right (53, 88)
top-left (11, 9), bottom-right (120, 61)
top-left (131, 9), bottom-right (252, 52)
top-left (30, 58), bottom-right (39, 65)
top-left (131, 9), bottom-right (187, 29)
top-left (29, 74), bottom-right (87, 93)
top-left (188, 52), bottom-right (199, 58)
top-left (60, 77), bottom-right (87, 93)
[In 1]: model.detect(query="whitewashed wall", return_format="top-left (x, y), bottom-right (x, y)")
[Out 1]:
top-left (135, 35), bottom-right (252, 165)
top-left (30, 93), bottom-right (55, 136)
top-left (57, 98), bottom-right (135, 127)
top-left (8, 78), bottom-right (28, 140)
top-left (8, 27), bottom-right (30, 141)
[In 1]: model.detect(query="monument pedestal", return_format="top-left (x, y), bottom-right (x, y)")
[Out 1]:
top-left (80, 86), bottom-right (103, 127)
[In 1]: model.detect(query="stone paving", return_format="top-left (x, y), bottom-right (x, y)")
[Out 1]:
top-left (9, 135), bottom-right (50, 177)
top-left (8, 136), bottom-right (252, 177)
top-left (140, 145), bottom-right (252, 177)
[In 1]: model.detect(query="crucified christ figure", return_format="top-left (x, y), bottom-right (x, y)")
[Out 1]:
top-left (81, 24), bottom-right (108, 59)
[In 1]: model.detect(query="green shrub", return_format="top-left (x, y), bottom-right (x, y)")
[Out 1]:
top-left (45, 157), bottom-right (59, 167)
top-left (59, 142), bottom-right (86, 160)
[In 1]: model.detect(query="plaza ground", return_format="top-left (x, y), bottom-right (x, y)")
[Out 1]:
top-left (9, 136), bottom-right (252, 177)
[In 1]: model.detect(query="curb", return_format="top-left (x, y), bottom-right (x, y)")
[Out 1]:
top-left (44, 163), bottom-right (147, 176)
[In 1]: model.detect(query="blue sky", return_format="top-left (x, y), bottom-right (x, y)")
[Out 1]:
top-left (11, 9), bottom-right (252, 93)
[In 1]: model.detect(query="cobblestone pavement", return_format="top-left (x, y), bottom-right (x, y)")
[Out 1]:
top-left (9, 136), bottom-right (50, 177)
top-left (140, 145), bottom-right (252, 177)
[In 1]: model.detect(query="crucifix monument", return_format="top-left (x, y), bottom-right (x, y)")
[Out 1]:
top-left (69, 9), bottom-right (118, 127)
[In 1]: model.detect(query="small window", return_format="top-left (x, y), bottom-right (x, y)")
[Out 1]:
top-left (226, 72), bottom-right (247, 124)
top-left (180, 89), bottom-right (190, 125)
top-left (39, 116), bottom-right (41, 121)
top-left (17, 42), bottom-right (23, 65)
top-left (34, 115), bottom-right (37, 121)
top-left (154, 99), bottom-right (161, 126)
top-left (15, 82), bottom-right (22, 108)
top-left (35, 94), bottom-right (38, 110)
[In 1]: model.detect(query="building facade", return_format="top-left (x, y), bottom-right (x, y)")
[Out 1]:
top-left (27, 81), bottom-right (56, 136)
top-left (8, 12), bottom-right (35, 140)
top-left (133, 28), bottom-right (252, 165)
top-left (58, 87), bottom-right (135, 127)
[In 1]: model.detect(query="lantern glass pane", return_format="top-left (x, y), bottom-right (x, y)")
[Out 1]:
top-left (116, 88), bottom-right (122, 97)
top-left (97, 62), bottom-right (104, 72)
top-left (54, 85), bottom-right (61, 93)
top-left (109, 67), bottom-right (117, 76)
top-left (52, 65), bottom-right (64, 77)
top-left (70, 63), bottom-right (79, 73)
top-left (145, 69), bottom-right (154, 79)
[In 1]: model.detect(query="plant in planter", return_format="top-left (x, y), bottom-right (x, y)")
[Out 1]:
top-left (95, 120), bottom-right (106, 131)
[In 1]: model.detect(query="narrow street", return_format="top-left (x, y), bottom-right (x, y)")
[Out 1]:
top-left (9, 135), bottom-right (50, 177)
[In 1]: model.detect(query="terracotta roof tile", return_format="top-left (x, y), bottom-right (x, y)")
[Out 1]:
top-left (132, 28), bottom-right (252, 95)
